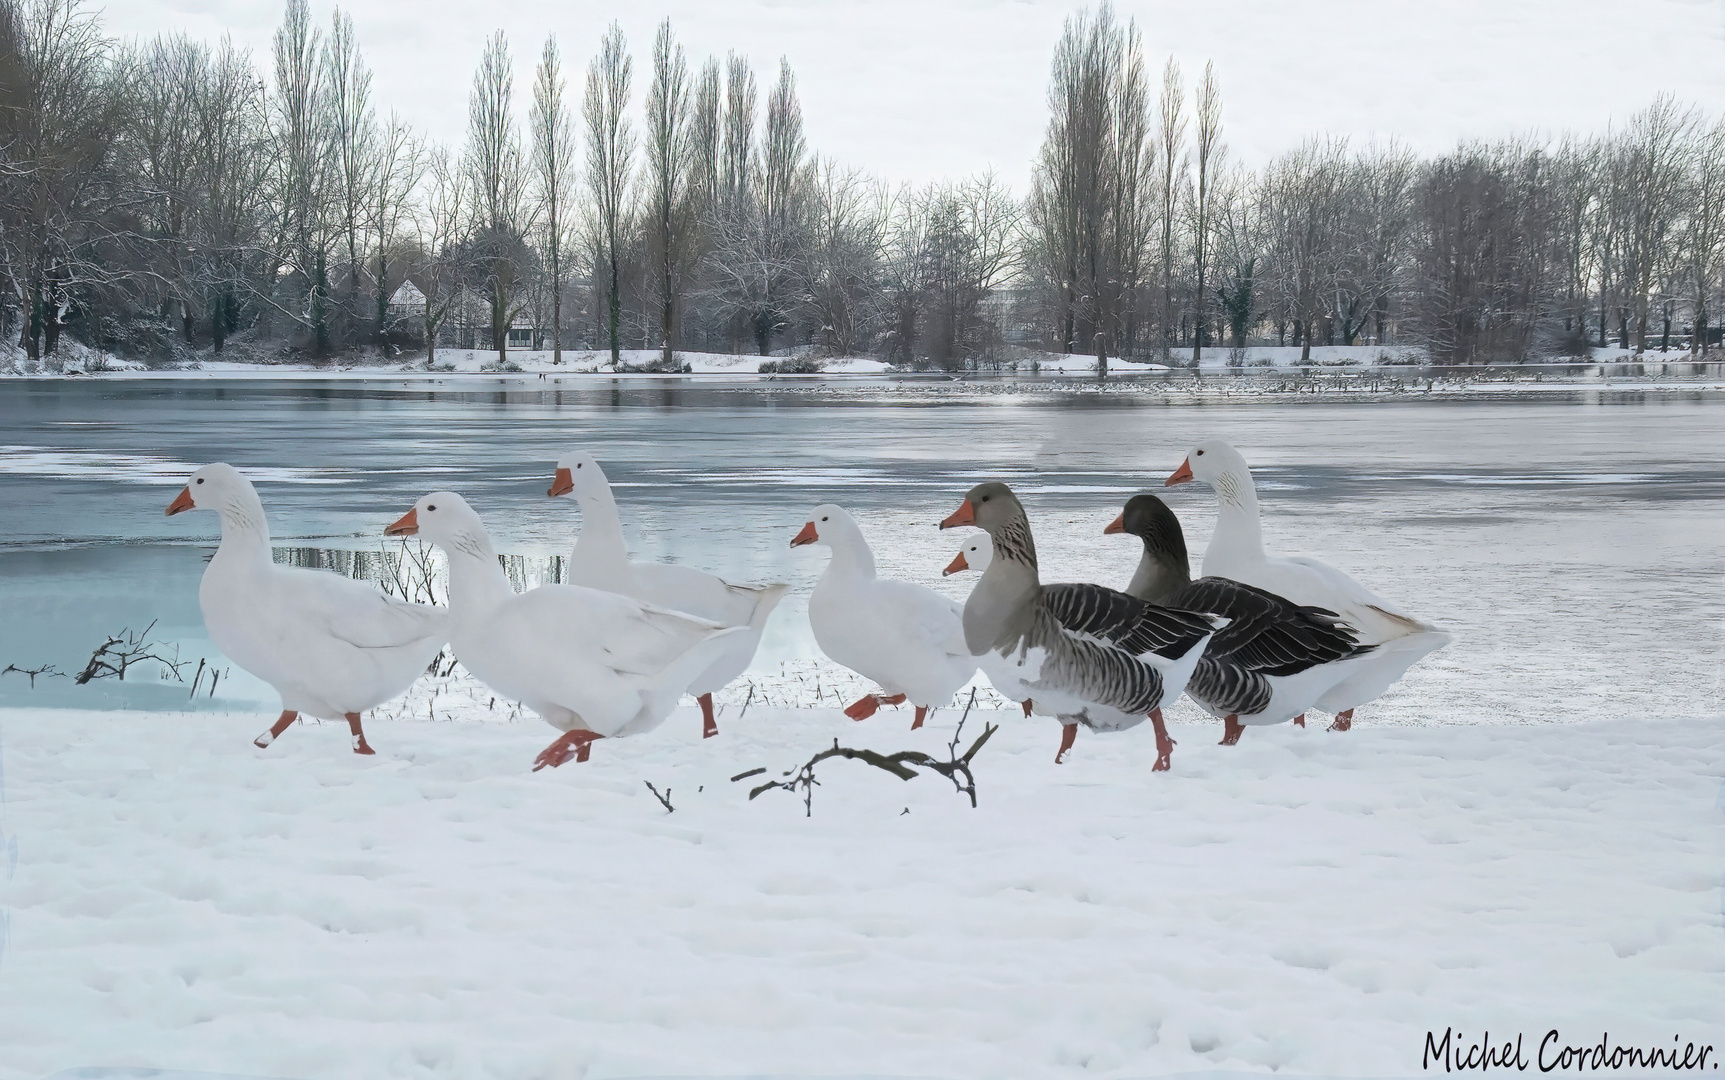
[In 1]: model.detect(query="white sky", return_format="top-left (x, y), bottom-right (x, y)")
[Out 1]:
top-left (104, 0), bottom-right (1725, 193)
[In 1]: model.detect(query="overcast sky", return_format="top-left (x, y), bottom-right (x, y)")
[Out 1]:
top-left (105, 0), bottom-right (1725, 192)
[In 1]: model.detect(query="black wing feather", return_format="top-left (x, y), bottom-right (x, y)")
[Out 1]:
top-left (1168, 576), bottom-right (1372, 676)
top-left (1041, 582), bottom-right (1217, 659)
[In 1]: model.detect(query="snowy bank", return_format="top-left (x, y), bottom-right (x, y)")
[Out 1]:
top-left (0, 705), bottom-right (1719, 1079)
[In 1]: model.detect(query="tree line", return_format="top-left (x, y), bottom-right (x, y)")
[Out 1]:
top-left (3, 0), bottom-right (1723, 371)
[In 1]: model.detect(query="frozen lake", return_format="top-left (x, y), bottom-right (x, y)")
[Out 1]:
top-left (0, 376), bottom-right (1722, 725)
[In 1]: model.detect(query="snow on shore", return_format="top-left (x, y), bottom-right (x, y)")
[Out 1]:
top-left (1, 704), bottom-right (1720, 1080)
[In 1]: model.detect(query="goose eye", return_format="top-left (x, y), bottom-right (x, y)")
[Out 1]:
top-left (1196, 449), bottom-right (1205, 456)
top-left (427, 504), bottom-right (437, 512)
top-left (195, 478), bottom-right (203, 484)
top-left (820, 516), bottom-right (828, 522)
top-left (575, 463), bottom-right (582, 469)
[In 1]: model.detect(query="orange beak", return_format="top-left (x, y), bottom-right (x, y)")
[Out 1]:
top-left (1103, 512), bottom-right (1125, 535)
top-left (165, 487), bottom-right (195, 516)
top-left (939, 500), bottom-right (975, 530)
top-left (942, 550), bottom-right (969, 576)
top-left (384, 508), bottom-right (419, 536)
top-left (790, 521), bottom-right (818, 547)
top-left (548, 467), bottom-right (573, 497)
top-left (1165, 459), bottom-right (1195, 486)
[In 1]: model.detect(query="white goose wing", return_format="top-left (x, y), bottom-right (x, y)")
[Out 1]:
top-left (876, 579), bottom-right (968, 658)
top-left (271, 566), bottom-right (448, 650)
top-left (632, 562), bottom-right (785, 627)
top-left (1255, 555), bottom-right (1438, 636)
top-left (504, 584), bottom-right (729, 676)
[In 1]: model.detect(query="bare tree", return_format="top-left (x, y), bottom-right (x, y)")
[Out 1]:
top-left (324, 8), bottom-right (373, 340)
top-left (465, 29), bottom-right (531, 365)
top-left (1682, 118), bottom-right (1725, 354)
top-left (1026, 3), bottom-right (1151, 373)
top-left (193, 37), bottom-right (269, 352)
top-left (1411, 137), bottom-right (1555, 364)
top-left (1155, 56), bottom-right (1186, 361)
top-left (368, 111), bottom-right (420, 345)
top-left (267, 0), bottom-right (331, 355)
top-left (1261, 138), bottom-right (1346, 363)
top-left (1189, 60), bottom-right (1221, 364)
top-left (529, 34), bottom-right (575, 364)
top-left (643, 19), bottom-right (693, 366)
top-left (802, 159), bottom-right (884, 356)
top-left (412, 147), bottom-right (466, 367)
top-left (1330, 141), bottom-right (1414, 347)
top-left (1613, 96), bottom-right (1698, 354)
top-left (583, 21), bottom-right (633, 366)
top-left (689, 57), bottom-right (721, 221)
top-left (0, 0), bottom-right (128, 363)
top-left (125, 34), bottom-right (203, 342)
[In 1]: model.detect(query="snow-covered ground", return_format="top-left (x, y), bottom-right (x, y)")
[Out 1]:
top-left (1, 704), bottom-right (1721, 1079)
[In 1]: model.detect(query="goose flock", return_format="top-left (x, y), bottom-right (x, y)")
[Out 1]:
top-left (165, 440), bottom-right (1450, 773)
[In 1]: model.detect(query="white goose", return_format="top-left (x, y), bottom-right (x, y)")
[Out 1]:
top-left (1166, 439), bottom-right (1451, 729)
top-left (385, 493), bottom-right (747, 769)
top-left (167, 463), bottom-right (447, 754)
top-left (548, 451), bottom-right (789, 738)
top-left (791, 504), bottom-right (975, 728)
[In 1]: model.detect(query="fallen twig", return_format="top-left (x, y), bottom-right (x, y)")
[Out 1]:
top-left (2, 663), bottom-right (64, 689)
top-left (643, 781), bottom-right (674, 813)
top-left (74, 621), bottom-right (188, 685)
top-left (734, 694), bottom-right (998, 817)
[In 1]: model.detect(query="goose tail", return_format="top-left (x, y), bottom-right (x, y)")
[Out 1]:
top-left (642, 626), bottom-right (753, 721)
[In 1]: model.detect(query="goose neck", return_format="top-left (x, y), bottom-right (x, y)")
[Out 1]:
top-left (1208, 466), bottom-right (1265, 562)
top-left (964, 548), bottom-right (1039, 655)
top-left (571, 488), bottom-right (629, 570)
top-left (442, 528), bottom-right (513, 613)
top-left (210, 493), bottom-right (273, 569)
top-left (823, 530), bottom-right (876, 581)
top-left (1127, 541), bottom-right (1192, 603)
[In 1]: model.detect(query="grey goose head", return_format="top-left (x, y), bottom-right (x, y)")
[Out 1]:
top-left (1105, 493), bottom-right (1193, 604)
top-left (940, 481), bottom-right (1036, 569)
top-left (1106, 494), bottom-right (1189, 567)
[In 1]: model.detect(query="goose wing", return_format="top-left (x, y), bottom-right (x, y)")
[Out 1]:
top-left (1169, 576), bottom-right (1369, 676)
top-left (505, 584), bottom-right (730, 678)
top-left (1040, 582), bottom-right (1216, 658)
top-left (274, 566), bottom-right (449, 651)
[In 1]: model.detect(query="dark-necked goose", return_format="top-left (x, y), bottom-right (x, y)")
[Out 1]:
top-left (939, 482), bottom-right (1219, 772)
top-left (1166, 439), bottom-right (1451, 730)
top-left (1105, 493), bottom-right (1375, 744)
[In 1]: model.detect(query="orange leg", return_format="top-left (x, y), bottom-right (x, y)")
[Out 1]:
top-left (532, 730), bottom-right (604, 770)
top-left (1149, 708), bottom-right (1177, 772)
top-left (1292, 713), bottom-right (1307, 728)
top-left (1328, 709), bottom-right (1353, 732)
top-left (1220, 714), bottom-right (1244, 745)
top-left (911, 705), bottom-right (927, 729)
top-left (698, 693), bottom-right (718, 739)
top-left (1021, 700), bottom-right (1033, 718)
top-left (254, 710), bottom-right (297, 749)
top-left (345, 712), bottom-right (375, 755)
top-left (1055, 722), bottom-right (1077, 764)
top-left (843, 693), bottom-right (906, 721)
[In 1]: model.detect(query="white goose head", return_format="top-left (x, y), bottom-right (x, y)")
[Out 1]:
top-left (942, 532), bottom-right (992, 576)
top-left (1167, 438), bottom-right (1255, 505)
top-left (386, 491), bottom-right (492, 561)
top-left (547, 450), bottom-right (611, 501)
top-left (165, 463), bottom-right (266, 531)
top-left (788, 504), bottom-right (868, 553)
